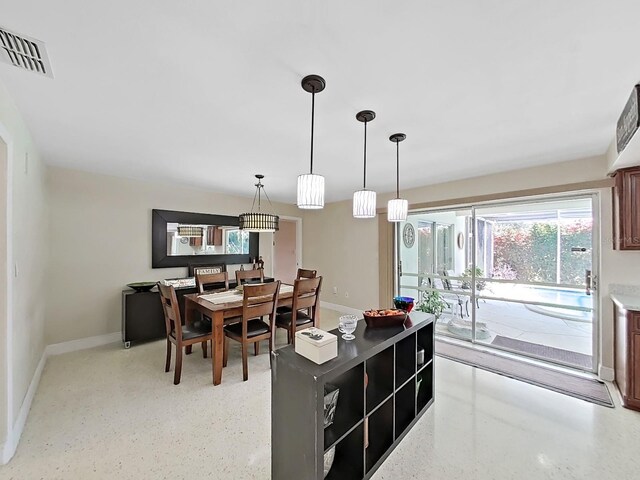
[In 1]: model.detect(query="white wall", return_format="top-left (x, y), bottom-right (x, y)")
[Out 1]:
top-left (303, 155), bottom-right (638, 377)
top-left (46, 166), bottom-right (298, 345)
top-left (0, 80), bottom-right (48, 451)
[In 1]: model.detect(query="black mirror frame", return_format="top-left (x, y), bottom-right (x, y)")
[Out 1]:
top-left (152, 209), bottom-right (258, 269)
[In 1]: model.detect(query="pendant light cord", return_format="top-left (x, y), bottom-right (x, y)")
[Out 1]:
top-left (363, 120), bottom-right (368, 189)
top-left (396, 141), bottom-right (400, 199)
top-left (250, 178), bottom-right (276, 213)
top-left (310, 87), bottom-right (316, 174)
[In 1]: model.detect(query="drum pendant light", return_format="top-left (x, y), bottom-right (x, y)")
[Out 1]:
top-left (239, 174), bottom-right (280, 232)
top-left (353, 110), bottom-right (377, 218)
top-left (387, 133), bottom-right (408, 222)
top-left (297, 74), bottom-right (326, 209)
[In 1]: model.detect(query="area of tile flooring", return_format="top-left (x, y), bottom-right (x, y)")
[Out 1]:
top-left (1, 309), bottom-right (639, 480)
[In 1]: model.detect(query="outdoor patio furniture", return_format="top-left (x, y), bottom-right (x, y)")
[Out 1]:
top-left (432, 277), bottom-right (469, 318)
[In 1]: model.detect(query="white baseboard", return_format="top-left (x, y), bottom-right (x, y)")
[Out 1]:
top-left (2, 349), bottom-right (47, 464)
top-left (2, 331), bottom-right (121, 464)
top-left (46, 332), bottom-right (121, 357)
top-left (320, 301), bottom-right (363, 316)
top-left (598, 365), bottom-right (614, 382)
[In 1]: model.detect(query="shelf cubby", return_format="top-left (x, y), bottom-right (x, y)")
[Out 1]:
top-left (325, 423), bottom-right (364, 480)
top-left (395, 333), bottom-right (416, 388)
top-left (417, 321), bottom-right (434, 366)
top-left (416, 362), bottom-right (433, 413)
top-left (365, 396), bottom-right (394, 473)
top-left (272, 312), bottom-right (435, 480)
top-left (324, 362), bottom-right (365, 450)
top-left (365, 345), bottom-right (394, 413)
top-left (395, 376), bottom-right (416, 439)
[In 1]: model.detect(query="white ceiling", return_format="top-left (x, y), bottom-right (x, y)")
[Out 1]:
top-left (1, 1), bottom-right (639, 204)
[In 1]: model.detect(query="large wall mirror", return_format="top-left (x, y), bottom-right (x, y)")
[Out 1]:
top-left (152, 209), bottom-right (258, 268)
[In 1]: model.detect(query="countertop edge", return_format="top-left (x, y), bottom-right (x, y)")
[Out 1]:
top-left (610, 293), bottom-right (640, 311)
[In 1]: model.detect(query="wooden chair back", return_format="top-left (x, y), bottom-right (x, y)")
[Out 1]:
top-left (158, 283), bottom-right (183, 339)
top-left (241, 281), bottom-right (281, 338)
top-left (235, 268), bottom-right (264, 286)
top-left (292, 276), bottom-right (322, 316)
top-left (196, 271), bottom-right (230, 294)
top-left (297, 268), bottom-right (317, 279)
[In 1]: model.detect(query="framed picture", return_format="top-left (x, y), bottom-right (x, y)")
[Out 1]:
top-left (188, 263), bottom-right (225, 277)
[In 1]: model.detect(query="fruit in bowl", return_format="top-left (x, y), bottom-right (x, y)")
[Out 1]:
top-left (393, 296), bottom-right (415, 312)
top-left (363, 308), bottom-right (407, 328)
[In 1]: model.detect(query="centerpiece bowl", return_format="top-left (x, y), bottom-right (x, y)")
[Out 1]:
top-left (126, 282), bottom-right (157, 293)
top-left (363, 308), bottom-right (407, 328)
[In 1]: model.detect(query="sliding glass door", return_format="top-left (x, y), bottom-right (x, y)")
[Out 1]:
top-left (397, 194), bottom-right (598, 372)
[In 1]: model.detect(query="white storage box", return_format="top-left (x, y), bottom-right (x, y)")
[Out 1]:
top-left (295, 328), bottom-right (338, 364)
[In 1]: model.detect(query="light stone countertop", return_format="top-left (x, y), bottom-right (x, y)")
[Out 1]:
top-left (610, 293), bottom-right (640, 311)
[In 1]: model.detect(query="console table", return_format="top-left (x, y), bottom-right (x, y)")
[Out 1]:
top-left (271, 312), bottom-right (435, 480)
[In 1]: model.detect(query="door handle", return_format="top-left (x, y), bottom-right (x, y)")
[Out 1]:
top-left (585, 269), bottom-right (592, 296)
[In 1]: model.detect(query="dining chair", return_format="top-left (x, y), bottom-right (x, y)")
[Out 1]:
top-left (275, 276), bottom-right (322, 346)
top-left (277, 268), bottom-right (318, 314)
top-left (297, 268), bottom-right (317, 279)
top-left (196, 271), bottom-right (230, 294)
top-left (235, 268), bottom-right (264, 286)
top-left (223, 281), bottom-right (281, 381)
top-left (158, 283), bottom-right (213, 385)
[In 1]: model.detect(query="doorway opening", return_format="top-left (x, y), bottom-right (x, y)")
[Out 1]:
top-left (398, 193), bottom-right (598, 372)
top-left (273, 217), bottom-right (302, 285)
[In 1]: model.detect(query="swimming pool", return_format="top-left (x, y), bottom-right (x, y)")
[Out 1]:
top-left (523, 287), bottom-right (593, 322)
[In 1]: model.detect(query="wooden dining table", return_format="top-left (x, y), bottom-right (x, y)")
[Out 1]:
top-left (183, 285), bottom-right (296, 385)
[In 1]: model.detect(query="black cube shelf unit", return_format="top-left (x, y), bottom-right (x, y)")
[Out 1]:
top-left (271, 312), bottom-right (435, 480)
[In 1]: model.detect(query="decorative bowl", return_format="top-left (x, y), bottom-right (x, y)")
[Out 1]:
top-left (126, 282), bottom-right (156, 293)
top-left (393, 296), bottom-right (415, 312)
top-left (363, 309), bottom-right (407, 328)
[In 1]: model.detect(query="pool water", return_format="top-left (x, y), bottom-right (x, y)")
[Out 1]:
top-left (523, 287), bottom-right (593, 322)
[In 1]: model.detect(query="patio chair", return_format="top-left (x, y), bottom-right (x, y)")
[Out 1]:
top-left (434, 275), bottom-right (469, 318)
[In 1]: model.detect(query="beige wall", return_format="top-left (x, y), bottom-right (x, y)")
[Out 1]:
top-left (0, 80), bottom-right (48, 445)
top-left (46, 167), bottom-right (298, 345)
top-left (304, 154), bottom-right (638, 377)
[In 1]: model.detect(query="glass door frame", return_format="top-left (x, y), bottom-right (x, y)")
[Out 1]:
top-left (395, 191), bottom-right (600, 373)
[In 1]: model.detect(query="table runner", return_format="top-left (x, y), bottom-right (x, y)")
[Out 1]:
top-left (200, 283), bottom-right (293, 305)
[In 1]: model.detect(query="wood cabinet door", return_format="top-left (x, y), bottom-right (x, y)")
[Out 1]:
top-left (616, 167), bottom-right (640, 250)
top-left (633, 333), bottom-right (640, 403)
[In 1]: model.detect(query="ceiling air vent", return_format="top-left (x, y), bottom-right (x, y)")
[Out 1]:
top-left (0, 26), bottom-right (53, 78)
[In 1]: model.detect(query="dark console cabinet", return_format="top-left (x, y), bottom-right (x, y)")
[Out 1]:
top-left (122, 290), bottom-right (168, 347)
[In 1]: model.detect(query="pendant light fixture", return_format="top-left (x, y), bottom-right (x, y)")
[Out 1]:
top-left (387, 133), bottom-right (408, 222)
top-left (297, 74), bottom-right (326, 209)
top-left (239, 174), bottom-right (280, 232)
top-left (353, 110), bottom-right (377, 218)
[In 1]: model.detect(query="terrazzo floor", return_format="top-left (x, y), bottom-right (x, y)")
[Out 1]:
top-left (1, 308), bottom-right (639, 480)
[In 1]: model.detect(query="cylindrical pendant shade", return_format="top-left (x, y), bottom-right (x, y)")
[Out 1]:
top-left (353, 190), bottom-right (377, 218)
top-left (387, 198), bottom-right (408, 222)
top-left (238, 212), bottom-right (280, 232)
top-left (297, 173), bottom-right (325, 209)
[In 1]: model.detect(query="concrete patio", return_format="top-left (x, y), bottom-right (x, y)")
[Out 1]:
top-left (435, 298), bottom-right (593, 363)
